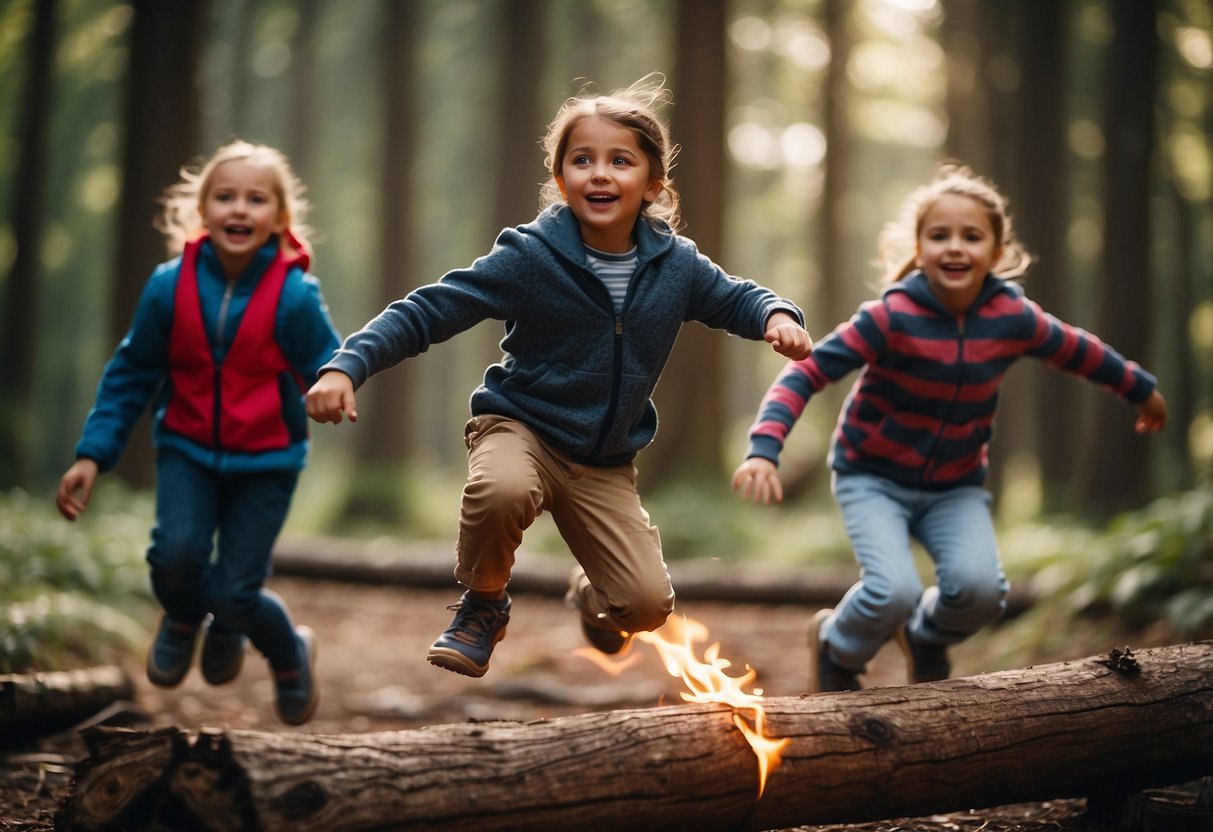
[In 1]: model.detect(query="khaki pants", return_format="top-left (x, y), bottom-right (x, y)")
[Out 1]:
top-left (454, 415), bottom-right (675, 635)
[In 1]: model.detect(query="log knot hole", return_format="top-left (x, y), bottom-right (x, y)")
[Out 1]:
top-left (1096, 646), bottom-right (1141, 676)
top-left (279, 779), bottom-right (329, 820)
top-left (849, 714), bottom-right (896, 747)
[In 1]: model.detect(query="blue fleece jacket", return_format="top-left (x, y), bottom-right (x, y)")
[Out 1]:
top-left (322, 205), bottom-right (805, 465)
top-left (75, 238), bottom-right (341, 475)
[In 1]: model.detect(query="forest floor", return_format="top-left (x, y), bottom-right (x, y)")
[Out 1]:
top-left (0, 560), bottom-right (1193, 831)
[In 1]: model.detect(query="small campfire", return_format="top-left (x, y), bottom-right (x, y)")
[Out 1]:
top-left (576, 615), bottom-right (789, 798)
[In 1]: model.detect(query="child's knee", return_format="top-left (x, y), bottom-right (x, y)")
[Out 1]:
top-left (464, 470), bottom-right (541, 520)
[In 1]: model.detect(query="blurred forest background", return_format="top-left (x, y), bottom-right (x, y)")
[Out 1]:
top-left (0, 0), bottom-right (1210, 582)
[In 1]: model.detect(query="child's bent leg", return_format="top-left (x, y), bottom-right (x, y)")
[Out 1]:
top-left (555, 462), bottom-right (674, 640)
top-left (145, 452), bottom-right (221, 686)
top-left (912, 486), bottom-right (1008, 644)
top-left (453, 416), bottom-right (550, 593)
top-left (210, 470), bottom-right (302, 672)
top-left (428, 417), bottom-right (548, 677)
top-left (147, 452), bottom-right (221, 625)
top-left (829, 473), bottom-right (923, 672)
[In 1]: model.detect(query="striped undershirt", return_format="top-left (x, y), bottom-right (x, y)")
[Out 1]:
top-left (584, 244), bottom-right (638, 313)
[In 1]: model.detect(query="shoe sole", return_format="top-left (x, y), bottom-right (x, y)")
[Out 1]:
top-left (277, 626), bottom-right (318, 726)
top-left (145, 654), bottom-right (190, 689)
top-left (426, 626), bottom-right (508, 678)
top-left (806, 608), bottom-right (831, 694)
top-left (581, 621), bottom-right (634, 656)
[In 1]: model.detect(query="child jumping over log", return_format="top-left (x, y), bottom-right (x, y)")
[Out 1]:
top-left (56, 140), bottom-right (340, 725)
top-left (731, 163), bottom-right (1167, 693)
top-left (306, 74), bottom-right (812, 678)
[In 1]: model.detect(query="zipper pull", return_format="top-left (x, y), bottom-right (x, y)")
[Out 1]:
top-left (615, 316), bottom-right (623, 336)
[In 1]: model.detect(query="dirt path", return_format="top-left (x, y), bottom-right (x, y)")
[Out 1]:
top-left (131, 575), bottom-right (916, 734)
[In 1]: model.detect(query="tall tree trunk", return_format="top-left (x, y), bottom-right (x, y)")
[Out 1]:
top-left (941, 0), bottom-right (995, 175)
top-left (112, 0), bottom-right (206, 488)
top-left (336, 0), bottom-right (422, 525)
top-left (0, 0), bottom-right (56, 488)
top-left (1081, 0), bottom-right (1158, 515)
top-left (820, 0), bottom-right (853, 332)
top-left (643, 0), bottom-right (728, 490)
top-left (1014, 0), bottom-right (1074, 513)
top-left (287, 0), bottom-right (320, 184)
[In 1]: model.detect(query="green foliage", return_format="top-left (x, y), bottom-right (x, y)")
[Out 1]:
top-left (0, 486), bottom-right (155, 672)
top-left (1001, 487), bottom-right (1213, 640)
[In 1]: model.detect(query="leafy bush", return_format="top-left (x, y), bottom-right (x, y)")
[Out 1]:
top-left (0, 486), bottom-right (155, 672)
top-left (1003, 487), bottom-right (1213, 639)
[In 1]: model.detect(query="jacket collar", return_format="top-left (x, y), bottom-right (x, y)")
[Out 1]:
top-left (196, 237), bottom-right (282, 287)
top-left (886, 269), bottom-right (1015, 316)
top-left (529, 204), bottom-right (676, 267)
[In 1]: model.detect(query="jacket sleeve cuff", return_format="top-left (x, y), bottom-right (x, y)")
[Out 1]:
top-left (746, 434), bottom-right (784, 466)
top-left (765, 302), bottom-right (805, 329)
top-left (1125, 371), bottom-right (1156, 404)
top-left (319, 350), bottom-right (371, 390)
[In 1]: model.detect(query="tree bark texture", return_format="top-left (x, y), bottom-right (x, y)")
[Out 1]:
top-left (58, 642), bottom-right (1212, 831)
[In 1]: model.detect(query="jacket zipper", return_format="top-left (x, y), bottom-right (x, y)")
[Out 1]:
top-left (212, 282), bottom-right (235, 454)
top-left (922, 316), bottom-right (966, 485)
top-left (588, 314), bottom-right (625, 462)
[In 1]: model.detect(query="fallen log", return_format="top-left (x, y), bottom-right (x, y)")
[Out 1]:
top-left (271, 534), bottom-right (1038, 613)
top-left (58, 642), bottom-right (1213, 832)
top-left (0, 665), bottom-right (134, 746)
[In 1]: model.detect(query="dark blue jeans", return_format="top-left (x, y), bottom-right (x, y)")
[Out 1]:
top-left (147, 451), bottom-right (303, 670)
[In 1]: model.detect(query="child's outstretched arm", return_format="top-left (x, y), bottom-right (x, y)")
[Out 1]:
top-left (56, 458), bottom-right (99, 521)
top-left (306, 371), bottom-right (359, 424)
top-left (731, 457), bottom-right (783, 505)
top-left (765, 311), bottom-right (813, 360)
top-left (1135, 389), bottom-right (1167, 433)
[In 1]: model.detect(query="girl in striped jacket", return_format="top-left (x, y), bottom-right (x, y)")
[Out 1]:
top-left (732, 164), bottom-right (1167, 693)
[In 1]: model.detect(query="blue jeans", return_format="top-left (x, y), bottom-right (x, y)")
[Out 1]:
top-left (147, 451), bottom-right (302, 670)
top-left (824, 472), bottom-right (1009, 672)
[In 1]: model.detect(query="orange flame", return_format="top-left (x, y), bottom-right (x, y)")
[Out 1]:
top-left (579, 615), bottom-right (789, 799)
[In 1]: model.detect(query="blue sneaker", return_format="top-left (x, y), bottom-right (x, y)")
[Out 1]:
top-left (807, 608), bottom-right (861, 693)
top-left (895, 623), bottom-right (950, 683)
top-left (274, 626), bottom-right (318, 726)
top-left (201, 619), bottom-right (247, 685)
top-left (427, 591), bottom-right (511, 678)
top-left (146, 615), bottom-right (199, 688)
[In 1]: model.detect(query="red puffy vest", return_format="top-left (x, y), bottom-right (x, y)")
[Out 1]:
top-left (162, 235), bottom-right (309, 452)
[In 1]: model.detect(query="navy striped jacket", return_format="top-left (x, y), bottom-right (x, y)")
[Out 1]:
top-left (746, 271), bottom-right (1157, 489)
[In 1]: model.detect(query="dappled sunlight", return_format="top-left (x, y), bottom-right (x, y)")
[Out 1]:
top-left (1175, 25), bottom-right (1213, 68)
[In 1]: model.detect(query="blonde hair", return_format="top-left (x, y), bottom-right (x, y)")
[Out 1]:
top-left (155, 139), bottom-right (312, 257)
top-left (539, 73), bottom-right (682, 231)
top-left (877, 162), bottom-right (1032, 285)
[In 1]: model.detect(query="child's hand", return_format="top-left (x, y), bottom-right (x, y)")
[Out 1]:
top-left (731, 457), bottom-right (783, 505)
top-left (1135, 389), bottom-right (1167, 433)
top-left (306, 371), bottom-right (359, 424)
top-left (765, 312), bottom-right (812, 360)
top-left (56, 458), bottom-right (99, 521)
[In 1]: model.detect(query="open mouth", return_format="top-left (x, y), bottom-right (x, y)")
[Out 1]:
top-left (586, 194), bottom-right (618, 205)
top-left (941, 263), bottom-right (970, 273)
top-left (224, 224), bottom-right (253, 240)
